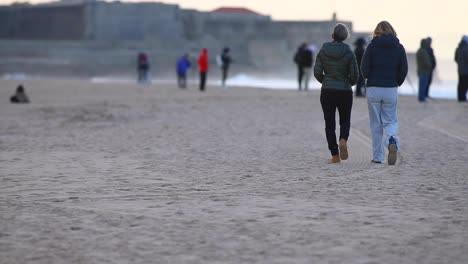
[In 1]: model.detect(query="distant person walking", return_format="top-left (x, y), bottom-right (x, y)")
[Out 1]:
top-left (302, 44), bottom-right (314, 91)
top-left (10, 85), bottom-right (29, 103)
top-left (294, 43), bottom-right (307, 91)
top-left (425, 37), bottom-right (437, 98)
top-left (137, 52), bottom-right (150, 84)
top-left (361, 21), bottom-right (408, 165)
top-left (314, 23), bottom-right (359, 163)
top-left (416, 39), bottom-right (432, 102)
top-left (198, 48), bottom-right (209, 91)
top-left (353, 37), bottom-right (367, 97)
top-left (220, 47), bottom-right (232, 88)
top-left (455, 35), bottom-right (468, 102)
top-left (176, 54), bottom-right (191, 88)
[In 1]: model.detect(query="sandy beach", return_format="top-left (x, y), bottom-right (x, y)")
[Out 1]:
top-left (1, 79), bottom-right (467, 264)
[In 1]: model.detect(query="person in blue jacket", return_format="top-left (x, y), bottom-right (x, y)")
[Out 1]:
top-left (176, 54), bottom-right (191, 88)
top-left (361, 21), bottom-right (408, 165)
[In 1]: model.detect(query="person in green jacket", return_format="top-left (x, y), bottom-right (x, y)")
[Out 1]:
top-left (416, 39), bottom-right (432, 102)
top-left (314, 23), bottom-right (359, 163)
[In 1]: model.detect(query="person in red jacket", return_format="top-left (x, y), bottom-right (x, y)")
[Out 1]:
top-left (198, 48), bottom-right (209, 91)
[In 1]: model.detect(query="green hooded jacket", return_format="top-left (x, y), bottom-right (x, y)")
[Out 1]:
top-left (416, 39), bottom-right (432, 75)
top-left (313, 41), bottom-right (359, 91)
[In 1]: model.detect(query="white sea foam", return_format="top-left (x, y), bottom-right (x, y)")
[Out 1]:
top-left (226, 73), bottom-right (458, 100)
top-left (3, 72), bottom-right (460, 100)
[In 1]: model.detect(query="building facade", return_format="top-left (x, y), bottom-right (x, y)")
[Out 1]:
top-left (0, 0), bottom-right (369, 76)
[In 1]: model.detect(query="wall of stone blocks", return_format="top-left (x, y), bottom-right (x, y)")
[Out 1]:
top-left (0, 1), bottom-right (371, 77)
top-left (89, 2), bottom-right (184, 46)
top-left (0, 4), bottom-right (87, 40)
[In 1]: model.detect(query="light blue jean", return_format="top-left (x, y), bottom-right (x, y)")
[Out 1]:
top-left (366, 87), bottom-right (400, 162)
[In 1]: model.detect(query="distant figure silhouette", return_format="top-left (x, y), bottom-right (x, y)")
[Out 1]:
top-left (198, 48), bottom-right (209, 91)
top-left (220, 47), bottom-right (232, 88)
top-left (416, 38), bottom-right (432, 102)
top-left (137, 52), bottom-right (150, 84)
top-left (10, 85), bottom-right (30, 103)
top-left (455, 35), bottom-right (468, 102)
top-left (176, 54), bottom-right (191, 88)
top-left (353, 37), bottom-right (367, 97)
top-left (294, 43), bottom-right (308, 91)
top-left (302, 44), bottom-right (314, 91)
top-left (425, 37), bottom-right (437, 98)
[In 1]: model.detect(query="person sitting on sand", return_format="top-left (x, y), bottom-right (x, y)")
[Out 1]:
top-left (10, 85), bottom-right (30, 104)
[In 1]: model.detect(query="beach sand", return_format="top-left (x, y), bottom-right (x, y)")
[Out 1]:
top-left (1, 79), bottom-right (467, 263)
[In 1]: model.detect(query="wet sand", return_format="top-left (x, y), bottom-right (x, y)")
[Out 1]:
top-left (1, 79), bottom-right (467, 263)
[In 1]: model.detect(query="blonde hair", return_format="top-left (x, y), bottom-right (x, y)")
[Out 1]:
top-left (373, 21), bottom-right (397, 38)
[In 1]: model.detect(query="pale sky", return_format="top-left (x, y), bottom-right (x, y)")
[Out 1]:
top-left (1, 0), bottom-right (466, 61)
top-left (156, 0), bottom-right (466, 62)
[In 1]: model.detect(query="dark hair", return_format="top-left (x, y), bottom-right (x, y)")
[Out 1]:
top-left (354, 37), bottom-right (366, 46)
top-left (16, 85), bottom-right (24, 93)
top-left (332, 23), bottom-right (349, 42)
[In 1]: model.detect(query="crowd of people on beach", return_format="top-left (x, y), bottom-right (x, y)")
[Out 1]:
top-left (131, 32), bottom-right (468, 104)
top-left (9, 22), bottom-right (467, 166)
top-left (136, 47), bottom-right (233, 92)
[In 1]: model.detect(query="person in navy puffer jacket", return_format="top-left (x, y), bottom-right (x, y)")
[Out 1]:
top-left (361, 21), bottom-right (408, 165)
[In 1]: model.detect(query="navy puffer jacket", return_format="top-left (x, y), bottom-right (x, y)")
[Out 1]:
top-left (361, 35), bottom-right (408, 87)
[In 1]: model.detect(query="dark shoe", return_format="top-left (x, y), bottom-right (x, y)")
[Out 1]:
top-left (339, 139), bottom-right (348, 160)
top-left (371, 160), bottom-right (382, 164)
top-left (388, 137), bottom-right (398, 165)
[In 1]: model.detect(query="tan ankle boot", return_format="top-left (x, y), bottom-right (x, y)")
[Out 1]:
top-left (330, 155), bottom-right (341, 163)
top-left (339, 139), bottom-right (348, 160)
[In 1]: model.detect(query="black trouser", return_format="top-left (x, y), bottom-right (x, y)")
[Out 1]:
top-left (222, 67), bottom-right (229, 86)
top-left (426, 72), bottom-right (433, 97)
top-left (297, 65), bottom-right (304, 90)
top-left (320, 89), bottom-right (353, 156)
top-left (458, 74), bottom-right (468, 102)
top-left (200, 72), bottom-right (207, 91)
top-left (355, 74), bottom-right (365, 97)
